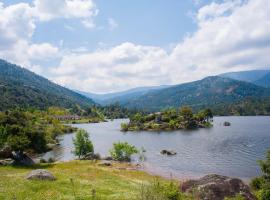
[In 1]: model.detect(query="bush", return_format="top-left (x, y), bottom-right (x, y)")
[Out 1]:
top-left (261, 186), bottom-right (270, 200)
top-left (138, 180), bottom-right (183, 200)
top-left (110, 142), bottom-right (138, 161)
top-left (251, 177), bottom-right (264, 190)
top-left (73, 129), bottom-right (94, 159)
top-left (121, 123), bottom-right (129, 132)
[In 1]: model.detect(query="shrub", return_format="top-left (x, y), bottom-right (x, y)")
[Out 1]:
top-left (110, 142), bottom-right (138, 161)
top-left (121, 123), bottom-right (129, 132)
top-left (251, 177), bottom-right (264, 190)
top-left (138, 180), bottom-right (183, 200)
top-left (73, 129), bottom-right (94, 159)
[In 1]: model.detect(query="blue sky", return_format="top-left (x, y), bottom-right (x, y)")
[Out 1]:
top-left (0, 0), bottom-right (270, 93)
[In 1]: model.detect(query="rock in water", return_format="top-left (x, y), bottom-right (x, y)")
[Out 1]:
top-left (223, 121), bottom-right (231, 126)
top-left (160, 149), bottom-right (177, 155)
top-left (26, 169), bottom-right (56, 181)
top-left (181, 174), bottom-right (255, 200)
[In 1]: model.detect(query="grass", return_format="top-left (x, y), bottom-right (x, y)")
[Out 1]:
top-left (0, 161), bottom-right (181, 200)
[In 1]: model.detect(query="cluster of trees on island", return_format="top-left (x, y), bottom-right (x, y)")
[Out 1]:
top-left (121, 106), bottom-right (213, 131)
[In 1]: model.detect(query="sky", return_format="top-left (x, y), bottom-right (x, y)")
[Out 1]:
top-left (0, 0), bottom-right (270, 93)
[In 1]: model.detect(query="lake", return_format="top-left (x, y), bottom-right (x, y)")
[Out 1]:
top-left (41, 116), bottom-right (270, 180)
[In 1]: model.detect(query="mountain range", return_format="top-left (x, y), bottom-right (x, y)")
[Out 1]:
top-left (0, 59), bottom-right (94, 111)
top-left (1, 59), bottom-right (270, 115)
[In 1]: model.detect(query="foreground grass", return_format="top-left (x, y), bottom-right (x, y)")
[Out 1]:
top-left (0, 161), bottom-right (185, 200)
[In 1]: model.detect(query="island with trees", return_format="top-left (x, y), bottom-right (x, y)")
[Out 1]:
top-left (121, 106), bottom-right (213, 131)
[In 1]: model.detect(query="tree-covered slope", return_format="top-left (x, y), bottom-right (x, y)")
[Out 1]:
top-left (121, 76), bottom-right (270, 112)
top-left (0, 59), bottom-right (94, 110)
top-left (254, 72), bottom-right (270, 88)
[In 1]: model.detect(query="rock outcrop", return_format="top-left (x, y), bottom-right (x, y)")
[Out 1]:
top-left (160, 149), bottom-right (177, 156)
top-left (26, 169), bottom-right (56, 181)
top-left (181, 174), bottom-right (255, 200)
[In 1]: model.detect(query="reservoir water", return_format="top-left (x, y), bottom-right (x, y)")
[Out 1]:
top-left (41, 116), bottom-right (270, 180)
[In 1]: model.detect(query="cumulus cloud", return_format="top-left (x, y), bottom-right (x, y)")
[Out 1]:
top-left (49, 0), bottom-right (270, 93)
top-left (0, 0), bottom-right (97, 67)
top-left (1, 0), bottom-right (270, 93)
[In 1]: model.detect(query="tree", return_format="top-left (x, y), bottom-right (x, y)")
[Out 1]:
top-left (251, 150), bottom-right (270, 200)
top-left (110, 142), bottom-right (138, 161)
top-left (73, 129), bottom-right (94, 159)
top-left (179, 106), bottom-right (193, 121)
top-left (203, 108), bottom-right (213, 122)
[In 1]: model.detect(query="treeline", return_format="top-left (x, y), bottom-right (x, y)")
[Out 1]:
top-left (0, 109), bottom-right (76, 154)
top-left (121, 106), bottom-right (213, 131)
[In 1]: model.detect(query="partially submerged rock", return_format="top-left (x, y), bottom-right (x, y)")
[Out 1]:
top-left (160, 149), bottom-right (177, 156)
top-left (181, 174), bottom-right (255, 200)
top-left (224, 121), bottom-right (231, 126)
top-left (26, 169), bottom-right (56, 181)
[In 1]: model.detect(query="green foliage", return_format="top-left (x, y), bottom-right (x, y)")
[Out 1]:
top-left (224, 194), bottom-right (245, 200)
top-left (117, 76), bottom-right (270, 116)
top-left (251, 177), bottom-right (264, 190)
top-left (110, 142), bottom-right (138, 161)
top-left (261, 186), bottom-right (270, 200)
top-left (0, 109), bottom-right (75, 153)
top-left (123, 107), bottom-right (213, 131)
top-left (0, 59), bottom-right (94, 111)
top-left (0, 125), bottom-right (7, 148)
top-left (73, 129), bottom-right (94, 159)
top-left (251, 149), bottom-right (270, 200)
top-left (139, 180), bottom-right (184, 200)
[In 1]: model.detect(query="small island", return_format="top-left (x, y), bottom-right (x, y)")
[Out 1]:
top-left (121, 106), bottom-right (213, 131)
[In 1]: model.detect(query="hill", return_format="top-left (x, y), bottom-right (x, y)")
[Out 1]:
top-left (119, 76), bottom-right (270, 113)
top-left (219, 70), bottom-right (270, 87)
top-left (77, 85), bottom-right (169, 105)
top-left (254, 72), bottom-right (270, 88)
top-left (0, 59), bottom-right (94, 110)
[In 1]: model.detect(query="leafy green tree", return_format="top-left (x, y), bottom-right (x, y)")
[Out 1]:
top-left (0, 125), bottom-right (7, 148)
top-left (251, 149), bottom-right (270, 200)
top-left (110, 142), bottom-right (138, 161)
top-left (179, 106), bottom-right (193, 121)
top-left (73, 129), bottom-right (94, 159)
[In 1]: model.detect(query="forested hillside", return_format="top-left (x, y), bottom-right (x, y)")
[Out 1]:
top-left (120, 76), bottom-right (270, 114)
top-left (0, 60), bottom-right (94, 111)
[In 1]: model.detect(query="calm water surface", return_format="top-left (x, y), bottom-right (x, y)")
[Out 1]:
top-left (42, 117), bottom-right (270, 180)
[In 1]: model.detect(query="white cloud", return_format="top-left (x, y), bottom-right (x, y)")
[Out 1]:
top-left (28, 43), bottom-right (59, 60)
top-left (108, 18), bottom-right (118, 30)
top-left (1, 0), bottom-right (270, 94)
top-left (0, 0), bottom-right (98, 67)
top-left (50, 0), bottom-right (270, 93)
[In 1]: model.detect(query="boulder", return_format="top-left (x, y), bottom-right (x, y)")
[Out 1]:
top-left (181, 174), bottom-right (255, 200)
top-left (12, 152), bottom-right (35, 166)
top-left (161, 150), bottom-right (177, 156)
top-left (81, 153), bottom-right (100, 160)
top-left (0, 158), bottom-right (15, 166)
top-left (224, 121), bottom-right (231, 126)
top-left (26, 169), bottom-right (56, 181)
top-left (102, 156), bottom-right (113, 161)
top-left (98, 161), bottom-right (112, 167)
top-left (0, 146), bottom-right (13, 159)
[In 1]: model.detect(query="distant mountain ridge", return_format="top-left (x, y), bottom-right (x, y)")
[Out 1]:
top-left (0, 59), bottom-right (94, 110)
top-left (76, 85), bottom-right (169, 105)
top-left (119, 76), bottom-right (270, 112)
top-left (219, 69), bottom-right (270, 87)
